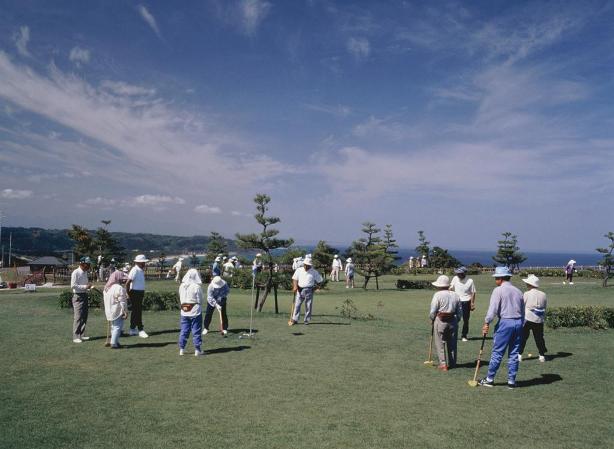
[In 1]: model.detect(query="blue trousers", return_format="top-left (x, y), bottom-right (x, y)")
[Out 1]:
top-left (179, 314), bottom-right (202, 350)
top-left (487, 318), bottom-right (523, 383)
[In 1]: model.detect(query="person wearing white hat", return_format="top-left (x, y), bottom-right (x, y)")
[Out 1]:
top-left (289, 256), bottom-right (323, 325)
top-left (429, 275), bottom-right (461, 370)
top-left (212, 256), bottom-right (222, 277)
top-left (330, 255), bottom-right (343, 282)
top-left (344, 258), bottom-right (355, 288)
top-left (126, 254), bottom-right (150, 338)
top-left (103, 270), bottom-right (129, 348)
top-left (223, 257), bottom-right (235, 277)
top-left (203, 276), bottom-right (230, 336)
top-left (449, 266), bottom-right (477, 342)
top-left (408, 256), bottom-right (415, 270)
top-left (564, 259), bottom-right (577, 285)
top-left (178, 269), bottom-right (204, 356)
top-left (292, 257), bottom-right (303, 271)
top-left (252, 253), bottom-right (263, 274)
top-left (518, 275), bottom-right (548, 363)
top-left (478, 267), bottom-right (524, 388)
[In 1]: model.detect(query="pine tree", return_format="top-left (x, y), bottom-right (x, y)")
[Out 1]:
top-left (349, 222), bottom-right (386, 289)
top-left (415, 230), bottom-right (431, 262)
top-left (382, 224), bottom-right (400, 273)
top-left (312, 241), bottom-right (338, 277)
top-left (492, 232), bottom-right (526, 271)
top-left (235, 194), bottom-right (293, 311)
top-left (596, 232), bottom-right (614, 287)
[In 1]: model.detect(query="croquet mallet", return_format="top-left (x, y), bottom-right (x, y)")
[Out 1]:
top-left (424, 320), bottom-right (435, 366)
top-left (468, 332), bottom-right (488, 387)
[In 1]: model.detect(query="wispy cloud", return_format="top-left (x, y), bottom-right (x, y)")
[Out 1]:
top-left (100, 80), bottom-right (155, 96)
top-left (1, 188), bottom-right (33, 199)
top-left (347, 37), bottom-right (370, 60)
top-left (239, 0), bottom-right (272, 35)
top-left (69, 46), bottom-right (90, 66)
top-left (78, 195), bottom-right (185, 210)
top-left (304, 103), bottom-right (351, 118)
top-left (13, 26), bottom-right (31, 57)
top-left (137, 4), bottom-right (162, 39)
top-left (194, 204), bottom-right (222, 214)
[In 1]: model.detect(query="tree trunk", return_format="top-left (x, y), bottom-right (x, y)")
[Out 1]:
top-left (274, 285), bottom-right (278, 314)
top-left (254, 286), bottom-right (260, 310)
top-left (363, 275), bottom-right (370, 289)
top-left (375, 275), bottom-right (379, 290)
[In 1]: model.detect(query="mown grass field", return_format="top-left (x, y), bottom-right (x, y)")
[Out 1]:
top-left (1, 274), bottom-right (612, 449)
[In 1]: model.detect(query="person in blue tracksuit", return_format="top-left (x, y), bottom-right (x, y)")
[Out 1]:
top-left (479, 266), bottom-right (525, 389)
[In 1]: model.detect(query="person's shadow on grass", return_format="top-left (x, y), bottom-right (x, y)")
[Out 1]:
top-left (227, 328), bottom-right (259, 335)
top-left (548, 351), bottom-right (572, 360)
top-left (146, 329), bottom-right (180, 337)
top-left (516, 373), bottom-right (563, 387)
top-left (454, 360), bottom-right (490, 368)
top-left (125, 341), bottom-right (177, 349)
top-left (205, 346), bottom-right (251, 355)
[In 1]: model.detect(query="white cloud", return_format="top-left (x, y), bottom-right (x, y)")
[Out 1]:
top-left (69, 47), bottom-right (91, 66)
top-left (347, 37), bottom-right (370, 60)
top-left (100, 80), bottom-right (155, 96)
top-left (131, 195), bottom-right (185, 206)
top-left (137, 4), bottom-right (162, 39)
top-left (352, 116), bottom-right (419, 142)
top-left (78, 197), bottom-right (118, 208)
top-left (304, 103), bottom-right (352, 117)
top-left (13, 26), bottom-right (31, 57)
top-left (78, 195), bottom-right (185, 209)
top-left (240, 0), bottom-right (272, 35)
top-left (194, 204), bottom-right (222, 214)
top-left (1, 188), bottom-right (33, 199)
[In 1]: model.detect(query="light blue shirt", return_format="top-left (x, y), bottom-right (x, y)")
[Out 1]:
top-left (207, 283), bottom-right (230, 307)
top-left (485, 281), bottom-right (524, 324)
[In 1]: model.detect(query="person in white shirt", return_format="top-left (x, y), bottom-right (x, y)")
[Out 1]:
top-left (223, 258), bottom-right (235, 277)
top-left (292, 257), bottom-right (303, 271)
top-left (252, 253), bottom-right (263, 274)
top-left (518, 274), bottom-right (548, 362)
top-left (70, 256), bottom-right (93, 343)
top-left (429, 275), bottom-right (462, 370)
top-left (178, 269), bottom-right (204, 356)
top-left (421, 255), bottom-right (428, 268)
top-left (289, 256), bottom-right (323, 326)
top-left (449, 266), bottom-right (477, 341)
top-left (330, 255), bottom-right (343, 282)
top-left (126, 254), bottom-right (149, 338)
top-left (345, 258), bottom-right (355, 288)
top-left (103, 268), bottom-right (129, 348)
top-left (167, 257), bottom-right (184, 282)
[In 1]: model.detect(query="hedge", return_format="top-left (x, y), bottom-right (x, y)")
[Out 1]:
top-left (59, 290), bottom-right (180, 311)
top-left (517, 269), bottom-right (603, 279)
top-left (546, 306), bottom-right (614, 330)
top-left (396, 279), bottom-right (433, 290)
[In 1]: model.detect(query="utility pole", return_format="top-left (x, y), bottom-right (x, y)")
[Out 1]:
top-left (8, 232), bottom-right (12, 267)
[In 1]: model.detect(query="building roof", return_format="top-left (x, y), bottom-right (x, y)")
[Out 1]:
top-left (28, 256), bottom-right (68, 267)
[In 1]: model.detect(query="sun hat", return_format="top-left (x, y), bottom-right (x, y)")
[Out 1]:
top-left (334, 255), bottom-right (338, 258)
top-left (214, 256), bottom-right (221, 262)
top-left (346, 258), bottom-right (352, 263)
top-left (568, 259), bottom-right (576, 265)
top-left (492, 266), bottom-right (513, 277)
top-left (121, 265), bottom-right (130, 273)
top-left (432, 275), bottom-right (451, 288)
top-left (79, 256), bottom-right (92, 264)
top-left (522, 274), bottom-right (540, 288)
top-left (211, 275), bottom-right (226, 289)
top-left (178, 257), bottom-right (184, 261)
top-left (454, 266), bottom-right (468, 274)
top-left (255, 253), bottom-right (262, 257)
top-left (303, 256), bottom-right (313, 266)
top-left (134, 254), bottom-right (149, 263)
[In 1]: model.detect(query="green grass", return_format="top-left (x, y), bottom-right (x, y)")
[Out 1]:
top-left (1, 274), bottom-right (613, 449)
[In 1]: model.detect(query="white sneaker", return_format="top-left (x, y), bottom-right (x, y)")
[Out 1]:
top-left (195, 349), bottom-right (204, 357)
top-left (179, 348), bottom-right (185, 356)
top-left (73, 338), bottom-right (83, 343)
top-left (462, 337), bottom-right (468, 342)
top-left (129, 329), bottom-right (138, 336)
top-left (539, 355), bottom-right (546, 362)
top-left (518, 354), bottom-right (522, 362)
top-left (569, 282), bottom-right (574, 285)
top-left (138, 330), bottom-right (149, 338)
top-left (201, 328), bottom-right (208, 336)
top-left (346, 286), bottom-right (349, 288)
top-left (80, 336), bottom-right (90, 341)
top-left (222, 330), bottom-right (228, 337)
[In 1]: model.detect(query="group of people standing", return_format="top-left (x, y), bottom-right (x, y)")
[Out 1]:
top-left (327, 255), bottom-right (355, 288)
top-left (428, 266), bottom-right (548, 388)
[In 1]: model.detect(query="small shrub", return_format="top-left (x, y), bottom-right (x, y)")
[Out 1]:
top-left (336, 298), bottom-right (375, 321)
top-left (396, 279), bottom-right (433, 290)
top-left (546, 306), bottom-right (614, 330)
top-left (58, 289), bottom-right (102, 308)
top-left (58, 289), bottom-right (178, 311)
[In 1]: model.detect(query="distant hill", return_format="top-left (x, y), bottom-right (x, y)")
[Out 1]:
top-left (0, 227), bottom-right (237, 257)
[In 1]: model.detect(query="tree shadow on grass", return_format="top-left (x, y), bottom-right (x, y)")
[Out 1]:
top-left (307, 321), bottom-right (350, 326)
top-left (205, 346), bottom-right (250, 355)
top-left (291, 332), bottom-right (304, 336)
top-left (516, 373), bottom-right (563, 388)
top-left (125, 341), bottom-right (176, 349)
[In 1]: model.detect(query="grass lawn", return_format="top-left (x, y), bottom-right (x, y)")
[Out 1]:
top-left (1, 274), bottom-right (613, 449)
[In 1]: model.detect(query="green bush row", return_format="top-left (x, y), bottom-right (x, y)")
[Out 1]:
top-left (546, 306), bottom-right (614, 330)
top-left (396, 279), bottom-right (433, 290)
top-left (517, 269), bottom-right (603, 279)
top-left (58, 290), bottom-right (180, 311)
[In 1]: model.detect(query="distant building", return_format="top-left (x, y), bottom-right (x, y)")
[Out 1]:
top-left (28, 256), bottom-right (68, 272)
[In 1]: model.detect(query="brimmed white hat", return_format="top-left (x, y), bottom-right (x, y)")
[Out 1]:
top-left (346, 258), bottom-right (352, 263)
top-left (334, 255), bottom-right (338, 258)
top-left (568, 259), bottom-right (576, 265)
top-left (134, 254), bottom-right (149, 263)
top-left (454, 266), bottom-right (468, 274)
top-left (522, 274), bottom-right (540, 288)
top-left (492, 266), bottom-right (512, 277)
top-left (303, 257), bottom-right (313, 266)
top-left (255, 253), bottom-right (262, 257)
top-left (432, 275), bottom-right (450, 288)
top-left (214, 256), bottom-right (221, 262)
top-left (211, 275), bottom-right (226, 289)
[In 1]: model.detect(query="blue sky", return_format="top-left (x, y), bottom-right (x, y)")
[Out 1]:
top-left (0, 0), bottom-right (613, 252)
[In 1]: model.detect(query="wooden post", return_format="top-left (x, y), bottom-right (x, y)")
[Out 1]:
top-left (274, 284), bottom-right (278, 314)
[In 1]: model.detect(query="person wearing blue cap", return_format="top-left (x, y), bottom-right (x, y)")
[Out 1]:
top-left (70, 256), bottom-right (93, 343)
top-left (449, 266), bottom-right (476, 342)
top-left (479, 266), bottom-right (525, 388)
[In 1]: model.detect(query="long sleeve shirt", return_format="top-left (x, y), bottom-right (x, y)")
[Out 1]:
top-left (103, 284), bottom-right (128, 321)
top-left (71, 267), bottom-right (89, 293)
top-left (484, 281), bottom-right (524, 324)
top-left (523, 289), bottom-right (547, 323)
top-left (212, 262), bottom-right (222, 276)
top-left (207, 283), bottom-right (230, 307)
top-left (429, 291), bottom-right (462, 321)
top-left (179, 283), bottom-right (203, 317)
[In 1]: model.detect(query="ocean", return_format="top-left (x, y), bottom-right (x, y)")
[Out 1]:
top-left (395, 249), bottom-right (600, 268)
